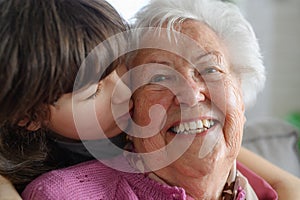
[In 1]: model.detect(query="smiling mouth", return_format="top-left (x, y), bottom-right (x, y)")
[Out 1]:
top-left (168, 119), bottom-right (216, 135)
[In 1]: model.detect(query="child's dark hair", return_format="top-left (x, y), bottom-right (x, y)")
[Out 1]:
top-left (0, 0), bottom-right (128, 191)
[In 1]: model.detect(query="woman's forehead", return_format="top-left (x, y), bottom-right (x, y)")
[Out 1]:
top-left (132, 48), bottom-right (226, 71)
top-left (132, 20), bottom-right (229, 67)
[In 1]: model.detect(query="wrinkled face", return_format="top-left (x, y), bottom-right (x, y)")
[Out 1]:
top-left (130, 20), bottom-right (245, 178)
top-left (47, 63), bottom-right (132, 140)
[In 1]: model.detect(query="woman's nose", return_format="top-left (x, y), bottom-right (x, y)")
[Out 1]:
top-left (174, 76), bottom-right (206, 107)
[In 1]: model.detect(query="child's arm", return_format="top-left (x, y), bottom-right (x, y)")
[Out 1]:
top-left (0, 175), bottom-right (22, 200)
top-left (238, 147), bottom-right (300, 199)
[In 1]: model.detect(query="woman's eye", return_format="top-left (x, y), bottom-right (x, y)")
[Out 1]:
top-left (201, 67), bottom-right (219, 75)
top-left (150, 74), bottom-right (168, 83)
top-left (198, 66), bottom-right (223, 82)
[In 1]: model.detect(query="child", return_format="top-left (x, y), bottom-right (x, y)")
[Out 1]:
top-left (0, 0), bottom-right (131, 192)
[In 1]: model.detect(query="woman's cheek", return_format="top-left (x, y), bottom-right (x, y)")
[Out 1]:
top-left (222, 77), bottom-right (244, 156)
top-left (133, 89), bottom-right (172, 122)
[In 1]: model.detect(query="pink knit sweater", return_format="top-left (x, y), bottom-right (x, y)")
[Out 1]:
top-left (22, 158), bottom-right (277, 200)
top-left (22, 159), bottom-right (194, 200)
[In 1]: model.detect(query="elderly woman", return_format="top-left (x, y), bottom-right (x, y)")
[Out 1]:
top-left (22, 0), bottom-right (298, 199)
top-left (124, 0), bottom-right (266, 199)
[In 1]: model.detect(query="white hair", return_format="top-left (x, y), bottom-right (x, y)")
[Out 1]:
top-left (131, 0), bottom-right (265, 109)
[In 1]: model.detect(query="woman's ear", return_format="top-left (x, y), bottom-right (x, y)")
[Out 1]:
top-left (18, 118), bottom-right (41, 131)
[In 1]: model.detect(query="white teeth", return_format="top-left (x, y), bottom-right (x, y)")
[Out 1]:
top-left (179, 124), bottom-right (184, 132)
top-left (203, 119), bottom-right (210, 128)
top-left (189, 121), bottom-right (197, 130)
top-left (184, 123), bottom-right (190, 131)
top-left (197, 120), bottom-right (203, 129)
top-left (171, 119), bottom-right (215, 134)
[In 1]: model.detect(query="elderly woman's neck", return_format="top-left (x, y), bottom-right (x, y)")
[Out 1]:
top-left (153, 165), bottom-right (231, 200)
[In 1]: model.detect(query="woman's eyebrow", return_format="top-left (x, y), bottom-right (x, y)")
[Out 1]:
top-left (140, 60), bottom-right (175, 78)
top-left (146, 60), bottom-right (172, 66)
top-left (193, 51), bottom-right (224, 65)
top-left (140, 61), bottom-right (171, 76)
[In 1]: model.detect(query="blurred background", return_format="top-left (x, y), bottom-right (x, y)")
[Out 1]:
top-left (107, 0), bottom-right (300, 122)
top-left (239, 0), bottom-right (300, 122)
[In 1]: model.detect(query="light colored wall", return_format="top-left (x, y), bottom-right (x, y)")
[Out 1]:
top-left (107, 0), bottom-right (150, 22)
top-left (242, 0), bottom-right (300, 120)
top-left (271, 0), bottom-right (300, 118)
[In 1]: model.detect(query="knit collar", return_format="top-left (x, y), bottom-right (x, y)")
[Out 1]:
top-left (123, 144), bottom-right (257, 200)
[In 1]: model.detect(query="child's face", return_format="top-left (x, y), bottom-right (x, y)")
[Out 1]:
top-left (46, 64), bottom-right (133, 140)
